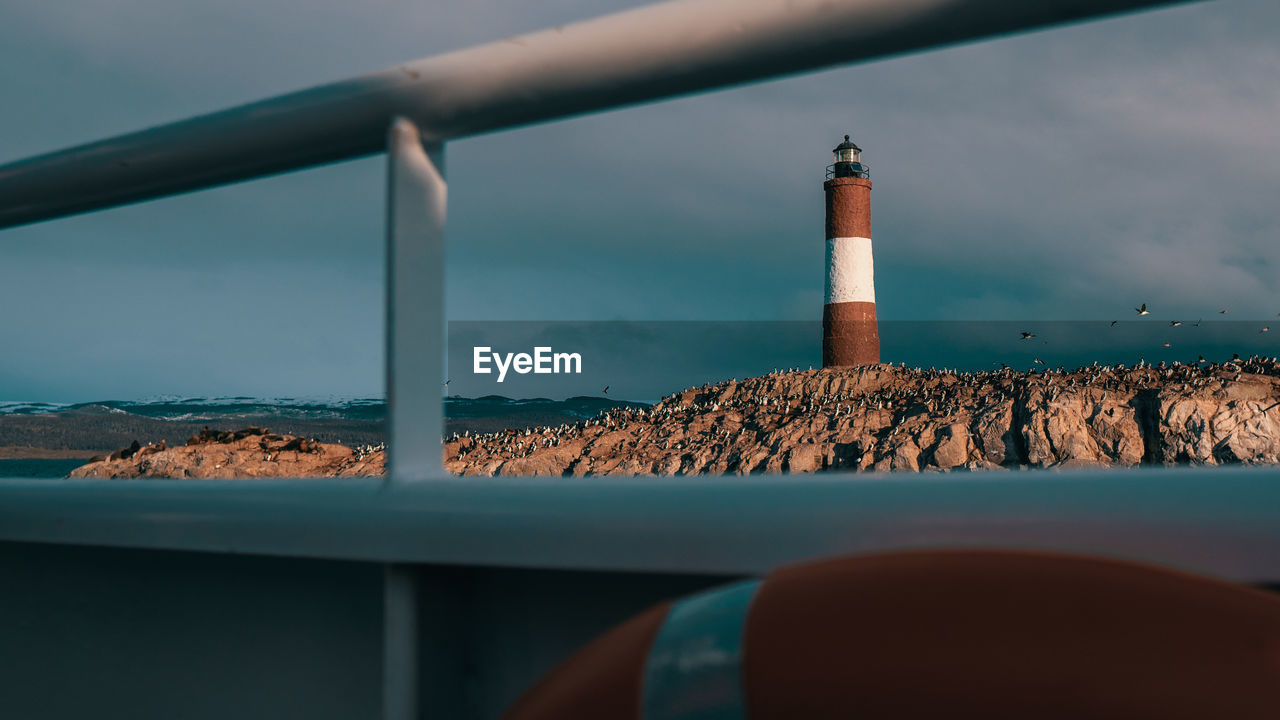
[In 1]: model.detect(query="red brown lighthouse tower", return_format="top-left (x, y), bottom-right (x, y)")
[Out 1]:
top-left (823, 135), bottom-right (879, 367)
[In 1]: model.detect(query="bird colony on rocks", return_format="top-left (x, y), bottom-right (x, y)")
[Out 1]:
top-left (446, 358), bottom-right (1280, 476)
top-left (72, 427), bottom-right (386, 478)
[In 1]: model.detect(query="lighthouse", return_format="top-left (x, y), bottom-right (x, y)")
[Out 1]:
top-left (823, 134), bottom-right (879, 367)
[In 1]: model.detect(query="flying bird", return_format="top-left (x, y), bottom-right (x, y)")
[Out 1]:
top-left (1110, 320), bottom-right (1119, 327)
top-left (1220, 309), bottom-right (1229, 314)
top-left (602, 386), bottom-right (609, 395)
top-left (1135, 303), bottom-right (1149, 316)
top-left (1033, 358), bottom-right (1046, 365)
top-left (1169, 321), bottom-right (1182, 327)
top-left (1161, 342), bottom-right (1171, 348)
top-left (1197, 355), bottom-right (1206, 363)
top-left (1262, 327), bottom-right (1271, 334)
top-left (1020, 331), bottom-right (1036, 340)
top-left (1194, 319), bottom-right (1202, 327)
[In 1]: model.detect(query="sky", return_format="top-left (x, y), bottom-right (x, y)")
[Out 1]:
top-left (1, 0), bottom-right (1277, 402)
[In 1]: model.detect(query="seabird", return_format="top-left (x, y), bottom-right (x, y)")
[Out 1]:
top-left (1169, 321), bottom-right (1182, 327)
top-left (1135, 303), bottom-right (1150, 316)
top-left (1197, 355), bottom-right (1206, 363)
top-left (1194, 319), bottom-right (1202, 327)
top-left (1020, 331), bottom-right (1036, 340)
top-left (1033, 358), bottom-right (1046, 365)
top-left (1161, 342), bottom-right (1171, 348)
top-left (1110, 320), bottom-right (1119, 327)
top-left (1262, 327), bottom-right (1271, 334)
top-left (602, 386), bottom-right (609, 394)
top-left (1219, 309), bottom-right (1229, 314)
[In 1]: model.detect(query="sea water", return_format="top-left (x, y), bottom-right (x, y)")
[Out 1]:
top-left (0, 458), bottom-right (88, 478)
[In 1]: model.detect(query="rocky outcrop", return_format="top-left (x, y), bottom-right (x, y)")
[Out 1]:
top-left (67, 358), bottom-right (1280, 478)
top-left (70, 427), bottom-right (385, 479)
top-left (445, 358), bottom-right (1280, 476)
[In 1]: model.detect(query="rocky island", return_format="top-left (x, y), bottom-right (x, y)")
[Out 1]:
top-left (446, 358), bottom-right (1280, 475)
top-left (70, 357), bottom-right (1280, 478)
top-left (71, 427), bottom-right (385, 479)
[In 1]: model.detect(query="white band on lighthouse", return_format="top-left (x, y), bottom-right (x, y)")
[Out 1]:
top-left (824, 236), bottom-right (875, 304)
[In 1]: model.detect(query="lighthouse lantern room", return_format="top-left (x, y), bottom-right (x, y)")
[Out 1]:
top-left (828, 135), bottom-right (870, 179)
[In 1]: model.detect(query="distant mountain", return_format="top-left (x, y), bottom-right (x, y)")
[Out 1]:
top-left (47, 397), bottom-right (385, 422)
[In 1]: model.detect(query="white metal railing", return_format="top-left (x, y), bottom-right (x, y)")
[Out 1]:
top-left (4, 3), bottom-right (1262, 717)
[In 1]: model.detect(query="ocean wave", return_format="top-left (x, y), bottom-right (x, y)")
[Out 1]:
top-left (0, 401), bottom-right (72, 415)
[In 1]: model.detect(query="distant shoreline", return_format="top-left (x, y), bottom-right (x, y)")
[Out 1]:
top-left (0, 396), bottom-right (644, 467)
top-left (0, 446), bottom-right (100, 460)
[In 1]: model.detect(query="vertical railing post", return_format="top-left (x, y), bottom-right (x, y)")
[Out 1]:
top-left (382, 117), bottom-right (447, 720)
top-left (385, 116), bottom-right (447, 482)
top-left (383, 564), bottom-right (420, 720)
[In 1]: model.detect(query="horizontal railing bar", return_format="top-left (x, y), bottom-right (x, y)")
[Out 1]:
top-left (0, 466), bottom-right (1276, 582)
top-left (0, 0), bottom-right (1197, 230)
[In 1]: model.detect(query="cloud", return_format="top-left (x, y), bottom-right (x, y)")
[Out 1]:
top-left (1, 0), bottom-right (1277, 399)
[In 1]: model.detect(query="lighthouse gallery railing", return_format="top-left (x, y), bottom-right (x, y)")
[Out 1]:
top-left (7, 2), bottom-right (1278, 720)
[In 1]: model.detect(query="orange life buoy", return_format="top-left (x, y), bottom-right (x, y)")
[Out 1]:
top-left (503, 549), bottom-right (1280, 719)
